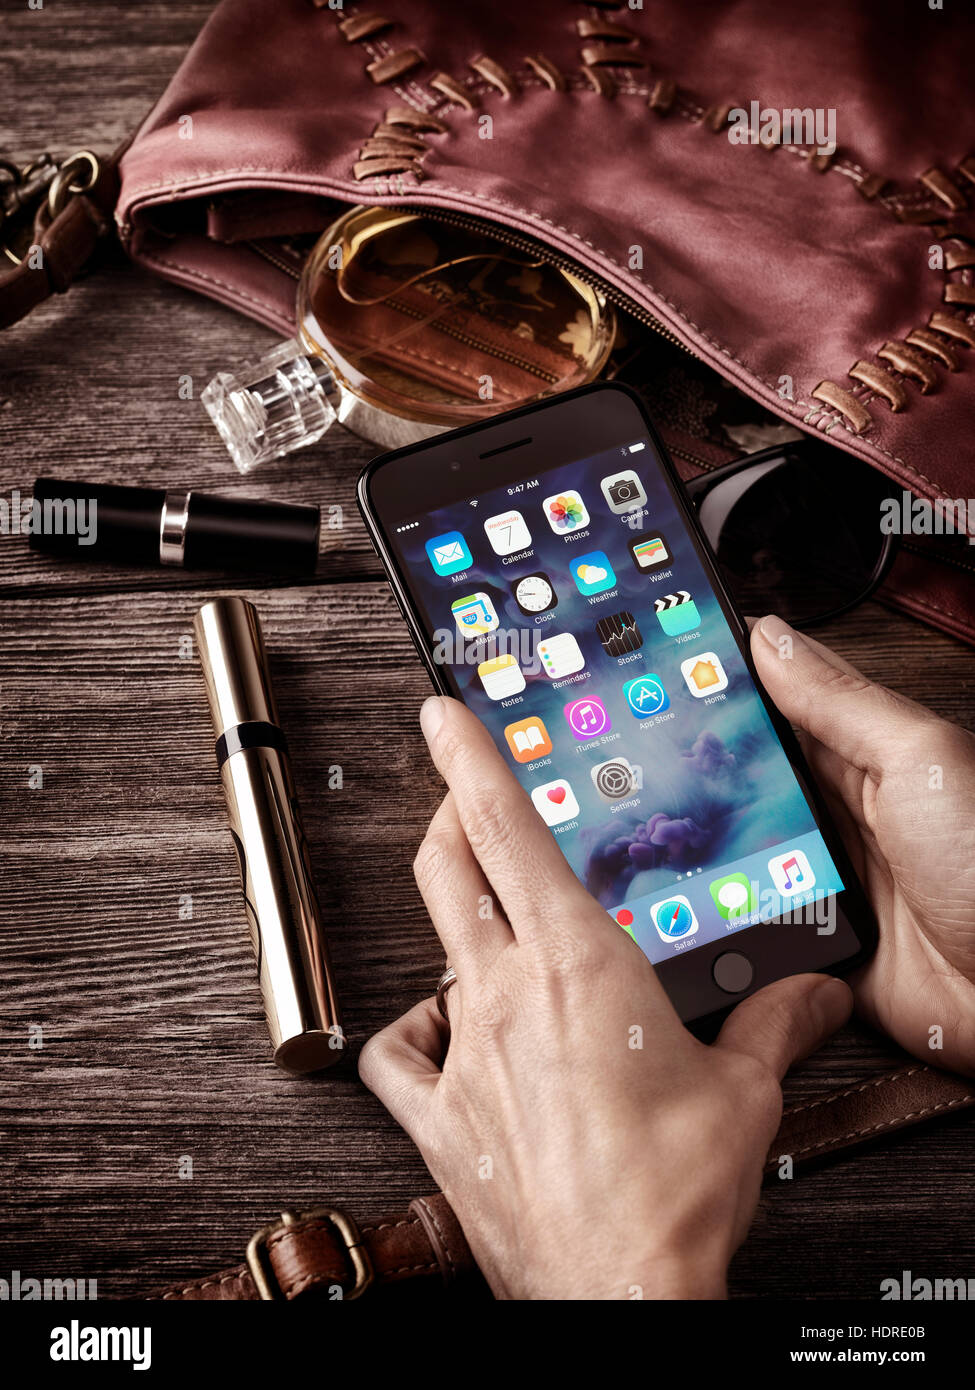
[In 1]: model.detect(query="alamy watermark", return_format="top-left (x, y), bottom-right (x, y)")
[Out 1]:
top-left (0, 1268), bottom-right (97, 1300)
top-left (0, 489), bottom-right (97, 545)
top-left (728, 101), bottom-right (837, 157)
top-left (881, 490), bottom-right (975, 545)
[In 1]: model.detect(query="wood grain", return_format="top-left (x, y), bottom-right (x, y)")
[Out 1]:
top-left (0, 0), bottom-right (972, 1301)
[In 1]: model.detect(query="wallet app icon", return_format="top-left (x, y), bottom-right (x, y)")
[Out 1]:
top-left (426, 531), bottom-right (472, 576)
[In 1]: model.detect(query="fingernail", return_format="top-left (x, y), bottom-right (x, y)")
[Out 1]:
top-left (758, 614), bottom-right (799, 650)
top-left (419, 696), bottom-right (445, 743)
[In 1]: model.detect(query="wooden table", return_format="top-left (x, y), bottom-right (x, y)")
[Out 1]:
top-left (1, 2), bottom-right (971, 1301)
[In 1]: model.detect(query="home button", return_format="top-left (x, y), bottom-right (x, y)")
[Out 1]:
top-left (712, 951), bottom-right (754, 994)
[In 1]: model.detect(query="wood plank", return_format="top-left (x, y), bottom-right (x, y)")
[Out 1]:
top-left (0, 586), bottom-right (972, 1296)
top-left (1, 0), bottom-right (972, 1302)
top-left (0, 252), bottom-right (384, 596)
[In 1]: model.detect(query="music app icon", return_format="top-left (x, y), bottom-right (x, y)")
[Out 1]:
top-left (768, 849), bottom-right (816, 898)
top-left (564, 695), bottom-right (611, 741)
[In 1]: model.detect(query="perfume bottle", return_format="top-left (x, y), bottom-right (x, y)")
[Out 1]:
top-left (203, 205), bottom-right (616, 473)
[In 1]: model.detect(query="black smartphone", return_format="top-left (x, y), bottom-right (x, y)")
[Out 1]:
top-left (358, 382), bottom-right (876, 1030)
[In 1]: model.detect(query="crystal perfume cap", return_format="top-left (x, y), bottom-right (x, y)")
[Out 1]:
top-left (202, 339), bottom-right (338, 474)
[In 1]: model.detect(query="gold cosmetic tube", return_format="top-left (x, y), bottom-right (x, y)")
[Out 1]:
top-left (193, 597), bottom-right (344, 1073)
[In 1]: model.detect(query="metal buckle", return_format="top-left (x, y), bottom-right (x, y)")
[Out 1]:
top-left (246, 1206), bottom-right (375, 1301)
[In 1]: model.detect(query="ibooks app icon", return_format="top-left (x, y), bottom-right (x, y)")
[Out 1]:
top-left (504, 716), bottom-right (553, 764)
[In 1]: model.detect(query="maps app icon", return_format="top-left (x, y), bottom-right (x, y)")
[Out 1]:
top-left (451, 592), bottom-right (499, 635)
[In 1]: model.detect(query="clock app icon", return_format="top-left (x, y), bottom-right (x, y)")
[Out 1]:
top-left (513, 572), bottom-right (558, 615)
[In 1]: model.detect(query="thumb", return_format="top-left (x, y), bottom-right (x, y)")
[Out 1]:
top-left (750, 614), bottom-right (931, 775)
top-left (715, 973), bottom-right (853, 1080)
top-left (358, 997), bottom-right (446, 1143)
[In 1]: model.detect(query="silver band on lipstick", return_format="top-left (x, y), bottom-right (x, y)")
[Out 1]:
top-left (159, 490), bottom-right (192, 566)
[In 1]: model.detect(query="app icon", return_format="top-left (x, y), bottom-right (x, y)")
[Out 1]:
top-left (531, 778), bottom-right (580, 827)
top-left (629, 532), bottom-right (671, 572)
top-left (570, 550), bottom-right (617, 596)
top-left (477, 653), bottom-right (526, 701)
top-left (651, 895), bottom-right (699, 942)
top-left (600, 471), bottom-right (648, 514)
top-left (654, 590), bottom-right (701, 635)
top-left (425, 531), bottom-right (472, 576)
top-left (680, 651), bottom-right (728, 697)
top-left (504, 715), bottom-right (553, 763)
top-left (542, 489), bottom-right (590, 534)
top-left (591, 757), bottom-right (641, 802)
top-left (513, 572), bottom-right (557, 615)
top-left (768, 849), bottom-right (816, 898)
top-left (623, 673), bottom-right (670, 718)
top-left (564, 695), bottom-right (611, 740)
top-left (612, 906), bottom-right (637, 940)
top-left (484, 509), bottom-right (532, 556)
top-left (451, 592), bottom-right (499, 635)
top-left (709, 872), bottom-right (757, 921)
top-left (595, 610), bottom-right (643, 657)
top-left (537, 631), bottom-right (586, 679)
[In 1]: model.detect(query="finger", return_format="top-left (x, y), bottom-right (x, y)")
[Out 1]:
top-left (419, 696), bottom-right (598, 939)
top-left (413, 792), bottom-right (513, 978)
top-left (358, 997), bottom-right (447, 1142)
top-left (714, 973), bottom-right (852, 1081)
top-left (750, 614), bottom-right (938, 777)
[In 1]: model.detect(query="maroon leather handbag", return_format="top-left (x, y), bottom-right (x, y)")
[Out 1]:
top-left (3, 0), bottom-right (974, 1299)
top-left (5, 0), bottom-right (975, 638)
top-left (115, 0), bottom-right (975, 642)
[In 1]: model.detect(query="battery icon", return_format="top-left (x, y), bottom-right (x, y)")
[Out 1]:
top-left (627, 441), bottom-right (646, 453)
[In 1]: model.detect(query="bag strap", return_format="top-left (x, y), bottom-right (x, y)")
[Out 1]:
top-left (153, 1063), bottom-right (973, 1301)
top-left (151, 1193), bottom-right (488, 1301)
top-left (0, 145), bottom-right (123, 331)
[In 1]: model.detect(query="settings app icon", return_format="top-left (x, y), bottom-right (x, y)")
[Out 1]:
top-left (591, 757), bottom-right (642, 803)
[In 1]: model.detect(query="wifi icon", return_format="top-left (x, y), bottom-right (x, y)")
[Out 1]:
top-left (469, 500), bottom-right (479, 507)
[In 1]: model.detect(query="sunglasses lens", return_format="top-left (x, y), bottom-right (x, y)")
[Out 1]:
top-left (696, 444), bottom-right (891, 625)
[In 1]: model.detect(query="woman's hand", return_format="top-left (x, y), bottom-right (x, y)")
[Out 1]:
top-left (751, 615), bottom-right (975, 1075)
top-left (360, 695), bottom-right (850, 1300)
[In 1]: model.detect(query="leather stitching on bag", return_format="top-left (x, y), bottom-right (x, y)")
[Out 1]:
top-left (810, 226), bottom-right (975, 451)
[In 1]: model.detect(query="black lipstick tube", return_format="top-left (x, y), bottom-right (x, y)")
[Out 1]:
top-left (30, 477), bottom-right (320, 573)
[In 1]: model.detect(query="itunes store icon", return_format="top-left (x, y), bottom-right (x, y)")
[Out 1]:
top-left (564, 695), bottom-right (611, 740)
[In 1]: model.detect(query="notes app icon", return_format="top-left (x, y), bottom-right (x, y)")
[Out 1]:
top-left (504, 716), bottom-right (553, 763)
top-left (768, 849), bottom-right (816, 898)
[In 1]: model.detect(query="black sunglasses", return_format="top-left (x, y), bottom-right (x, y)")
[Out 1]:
top-left (682, 439), bottom-right (899, 628)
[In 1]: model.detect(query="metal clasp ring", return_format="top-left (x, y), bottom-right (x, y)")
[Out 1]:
top-left (47, 150), bottom-right (100, 219)
top-left (245, 1206), bottom-right (375, 1301)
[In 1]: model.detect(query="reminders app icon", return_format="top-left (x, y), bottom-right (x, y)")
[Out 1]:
top-left (426, 531), bottom-right (472, 576)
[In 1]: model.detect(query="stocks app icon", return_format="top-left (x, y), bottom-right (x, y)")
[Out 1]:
top-left (595, 610), bottom-right (643, 657)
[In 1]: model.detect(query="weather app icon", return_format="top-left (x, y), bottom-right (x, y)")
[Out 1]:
top-left (570, 550), bottom-right (617, 596)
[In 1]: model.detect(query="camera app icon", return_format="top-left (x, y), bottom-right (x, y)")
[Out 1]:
top-left (600, 472), bottom-right (648, 515)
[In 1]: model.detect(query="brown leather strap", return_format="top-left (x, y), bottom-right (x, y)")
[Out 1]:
top-left (0, 148), bottom-right (122, 331)
top-left (153, 1194), bottom-right (486, 1301)
top-left (154, 1064), bottom-right (973, 1301)
top-left (766, 1061), bottom-right (974, 1171)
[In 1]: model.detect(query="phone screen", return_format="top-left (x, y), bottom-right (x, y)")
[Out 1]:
top-left (381, 427), bottom-right (849, 972)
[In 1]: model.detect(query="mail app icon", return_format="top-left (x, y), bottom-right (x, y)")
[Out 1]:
top-left (426, 531), bottom-right (473, 576)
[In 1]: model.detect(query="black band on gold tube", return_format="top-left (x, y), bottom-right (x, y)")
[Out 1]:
top-left (215, 721), bottom-right (288, 768)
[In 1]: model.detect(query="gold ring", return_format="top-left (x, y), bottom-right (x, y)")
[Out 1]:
top-left (436, 965), bottom-right (457, 1019)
